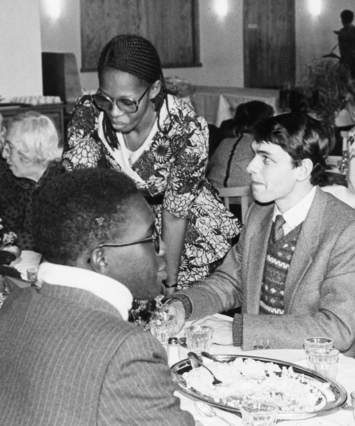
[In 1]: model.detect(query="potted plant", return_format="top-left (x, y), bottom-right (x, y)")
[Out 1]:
top-left (302, 59), bottom-right (355, 126)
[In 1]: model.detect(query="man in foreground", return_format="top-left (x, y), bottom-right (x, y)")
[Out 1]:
top-left (167, 113), bottom-right (355, 356)
top-left (0, 168), bottom-right (194, 425)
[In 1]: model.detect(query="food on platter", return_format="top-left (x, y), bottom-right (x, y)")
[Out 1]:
top-left (182, 357), bottom-right (332, 413)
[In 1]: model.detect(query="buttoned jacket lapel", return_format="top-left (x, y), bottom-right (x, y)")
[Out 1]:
top-left (244, 205), bottom-right (273, 313)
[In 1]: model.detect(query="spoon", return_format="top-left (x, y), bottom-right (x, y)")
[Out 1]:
top-left (187, 351), bottom-right (223, 385)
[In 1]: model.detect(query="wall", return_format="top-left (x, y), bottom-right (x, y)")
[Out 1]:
top-left (295, 0), bottom-right (355, 84)
top-left (2, 0), bottom-right (354, 97)
top-left (0, 0), bottom-right (42, 97)
top-left (40, 0), bottom-right (245, 91)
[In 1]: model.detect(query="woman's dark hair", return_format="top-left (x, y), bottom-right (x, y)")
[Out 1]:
top-left (97, 34), bottom-right (166, 111)
top-left (32, 168), bottom-right (139, 264)
top-left (253, 112), bottom-right (330, 185)
top-left (233, 101), bottom-right (274, 133)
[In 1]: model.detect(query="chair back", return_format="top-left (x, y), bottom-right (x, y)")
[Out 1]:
top-left (218, 185), bottom-right (251, 223)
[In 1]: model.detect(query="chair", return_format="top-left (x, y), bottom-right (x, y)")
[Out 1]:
top-left (218, 185), bottom-right (251, 223)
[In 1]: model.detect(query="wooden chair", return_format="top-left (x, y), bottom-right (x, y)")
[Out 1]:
top-left (218, 185), bottom-right (252, 223)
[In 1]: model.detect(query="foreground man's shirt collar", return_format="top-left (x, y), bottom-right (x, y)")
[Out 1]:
top-left (37, 262), bottom-right (133, 321)
top-left (273, 186), bottom-right (317, 234)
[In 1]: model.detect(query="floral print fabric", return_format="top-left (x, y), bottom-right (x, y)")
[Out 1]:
top-left (63, 94), bottom-right (241, 288)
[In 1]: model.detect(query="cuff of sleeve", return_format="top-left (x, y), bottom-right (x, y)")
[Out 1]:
top-left (166, 293), bottom-right (193, 320)
top-left (232, 314), bottom-right (243, 346)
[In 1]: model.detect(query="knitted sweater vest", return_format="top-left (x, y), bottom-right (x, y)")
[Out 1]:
top-left (259, 223), bottom-right (303, 315)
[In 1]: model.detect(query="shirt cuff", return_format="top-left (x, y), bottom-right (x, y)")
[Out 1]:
top-left (232, 314), bottom-right (243, 346)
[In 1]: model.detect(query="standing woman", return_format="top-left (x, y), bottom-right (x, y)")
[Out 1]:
top-left (63, 34), bottom-right (240, 292)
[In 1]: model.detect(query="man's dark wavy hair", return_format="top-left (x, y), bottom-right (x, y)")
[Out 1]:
top-left (341, 9), bottom-right (354, 25)
top-left (253, 112), bottom-right (330, 185)
top-left (32, 168), bottom-right (139, 265)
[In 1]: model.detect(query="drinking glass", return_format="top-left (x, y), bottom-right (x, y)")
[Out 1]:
top-left (149, 309), bottom-right (176, 347)
top-left (304, 337), bottom-right (334, 370)
top-left (304, 337), bottom-right (333, 354)
top-left (308, 348), bottom-right (339, 380)
top-left (185, 324), bottom-right (213, 354)
top-left (252, 339), bottom-right (271, 350)
top-left (240, 399), bottom-right (278, 426)
top-left (26, 266), bottom-right (38, 284)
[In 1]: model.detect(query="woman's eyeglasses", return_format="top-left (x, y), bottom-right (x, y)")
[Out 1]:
top-left (92, 86), bottom-right (150, 114)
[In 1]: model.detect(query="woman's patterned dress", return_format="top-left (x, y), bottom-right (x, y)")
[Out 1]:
top-left (63, 94), bottom-right (241, 288)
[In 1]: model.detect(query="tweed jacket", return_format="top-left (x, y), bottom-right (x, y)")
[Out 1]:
top-left (181, 188), bottom-right (355, 355)
top-left (0, 283), bottom-right (194, 426)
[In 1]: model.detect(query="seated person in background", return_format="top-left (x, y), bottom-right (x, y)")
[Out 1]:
top-left (207, 101), bottom-right (274, 188)
top-left (0, 111), bottom-right (63, 250)
top-left (207, 119), bottom-right (236, 158)
top-left (166, 112), bottom-right (355, 356)
top-left (0, 168), bottom-right (194, 426)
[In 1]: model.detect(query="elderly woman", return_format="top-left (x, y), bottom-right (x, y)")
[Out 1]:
top-left (0, 111), bottom-right (63, 250)
top-left (63, 34), bottom-right (240, 292)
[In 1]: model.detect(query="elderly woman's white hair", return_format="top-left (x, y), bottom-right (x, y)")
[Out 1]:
top-left (6, 111), bottom-right (62, 166)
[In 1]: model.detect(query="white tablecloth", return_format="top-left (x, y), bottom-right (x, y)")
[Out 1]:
top-left (171, 315), bottom-right (355, 426)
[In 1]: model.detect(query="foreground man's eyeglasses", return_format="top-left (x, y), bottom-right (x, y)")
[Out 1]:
top-left (96, 231), bottom-right (160, 254)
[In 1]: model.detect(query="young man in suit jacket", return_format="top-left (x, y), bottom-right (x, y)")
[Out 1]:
top-left (0, 169), bottom-right (194, 426)
top-left (167, 112), bottom-right (355, 356)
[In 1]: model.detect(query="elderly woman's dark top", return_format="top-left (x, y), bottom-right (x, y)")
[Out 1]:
top-left (0, 158), bottom-right (64, 250)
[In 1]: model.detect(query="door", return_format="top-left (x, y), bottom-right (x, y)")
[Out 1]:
top-left (244, 0), bottom-right (295, 88)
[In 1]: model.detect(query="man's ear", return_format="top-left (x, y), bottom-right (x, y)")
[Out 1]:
top-left (149, 79), bottom-right (162, 100)
top-left (90, 247), bottom-right (108, 273)
top-left (296, 158), bottom-right (313, 181)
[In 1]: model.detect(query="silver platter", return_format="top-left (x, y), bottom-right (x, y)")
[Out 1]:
top-left (171, 353), bottom-right (347, 420)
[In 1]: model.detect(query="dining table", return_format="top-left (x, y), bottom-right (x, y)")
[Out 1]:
top-left (171, 314), bottom-right (355, 426)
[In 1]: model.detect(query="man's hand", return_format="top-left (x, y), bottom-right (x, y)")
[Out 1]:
top-left (197, 317), bottom-right (233, 345)
top-left (163, 300), bottom-right (186, 336)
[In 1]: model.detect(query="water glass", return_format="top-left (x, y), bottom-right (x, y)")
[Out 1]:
top-left (26, 266), bottom-right (38, 284)
top-left (185, 324), bottom-right (213, 354)
top-left (149, 309), bottom-right (176, 347)
top-left (150, 318), bottom-right (171, 347)
top-left (252, 339), bottom-right (271, 350)
top-left (308, 348), bottom-right (339, 380)
top-left (240, 399), bottom-right (278, 426)
top-left (304, 337), bottom-right (333, 355)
